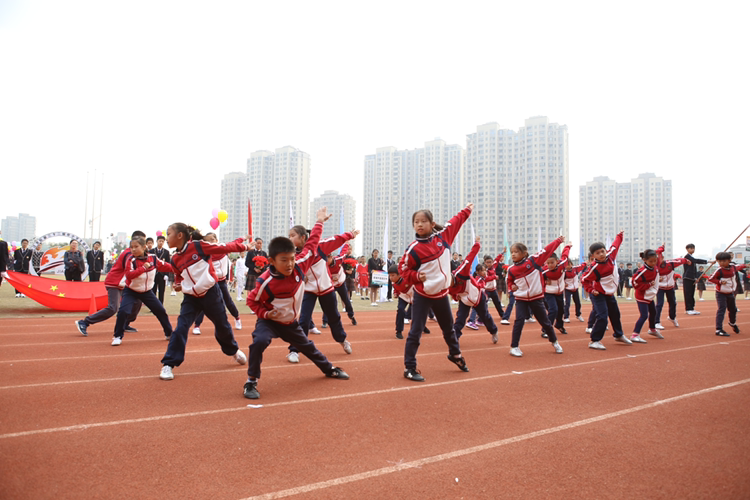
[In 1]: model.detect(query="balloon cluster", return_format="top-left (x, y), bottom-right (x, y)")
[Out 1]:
top-left (209, 209), bottom-right (229, 230)
top-left (10, 240), bottom-right (20, 252)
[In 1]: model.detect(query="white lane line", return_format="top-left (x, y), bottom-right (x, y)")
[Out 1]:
top-left (1, 339), bottom-right (748, 439)
top-left (241, 377), bottom-right (750, 500)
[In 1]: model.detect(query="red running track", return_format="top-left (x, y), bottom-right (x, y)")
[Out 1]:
top-left (1, 301), bottom-right (749, 499)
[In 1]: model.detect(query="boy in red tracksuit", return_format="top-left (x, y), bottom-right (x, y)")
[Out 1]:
top-left (631, 249), bottom-right (661, 343)
top-left (563, 260), bottom-right (586, 323)
top-left (322, 251), bottom-right (357, 327)
top-left (449, 237), bottom-right (499, 344)
top-left (468, 251), bottom-right (506, 328)
top-left (581, 231), bottom-right (633, 350)
top-left (654, 245), bottom-right (690, 330)
top-left (505, 236), bottom-right (565, 357)
top-left (542, 243), bottom-right (572, 336)
top-left (243, 207), bottom-right (350, 399)
top-left (75, 230), bottom-right (146, 337)
top-left (708, 252), bottom-right (746, 336)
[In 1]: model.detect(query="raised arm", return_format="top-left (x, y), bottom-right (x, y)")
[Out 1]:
top-left (201, 238), bottom-right (250, 256)
top-left (455, 239), bottom-right (481, 280)
top-left (439, 204), bottom-right (473, 246)
top-left (296, 221), bottom-right (324, 274)
top-left (608, 231), bottom-right (624, 261)
top-left (533, 236), bottom-right (564, 266)
top-left (319, 230), bottom-right (359, 255)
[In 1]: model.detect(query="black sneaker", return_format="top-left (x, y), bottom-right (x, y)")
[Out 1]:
top-left (351, 317), bottom-right (357, 326)
top-left (558, 327), bottom-right (568, 335)
top-left (404, 368), bottom-right (425, 382)
top-left (447, 355), bottom-right (469, 372)
top-left (243, 381), bottom-right (260, 399)
top-left (124, 326), bottom-right (138, 333)
top-left (541, 330), bottom-right (548, 338)
top-left (321, 322), bottom-right (328, 329)
top-left (326, 367), bottom-right (350, 379)
top-left (75, 320), bottom-right (88, 337)
top-left (395, 331), bottom-right (403, 339)
top-left (423, 327), bottom-right (431, 334)
top-left (730, 323), bottom-right (740, 334)
top-left (716, 330), bottom-right (730, 337)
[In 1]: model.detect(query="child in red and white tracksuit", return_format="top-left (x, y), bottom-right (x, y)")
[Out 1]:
top-left (159, 225), bottom-right (251, 380)
top-left (468, 251), bottom-right (505, 328)
top-left (542, 243), bottom-right (572, 335)
top-left (193, 232), bottom-right (243, 335)
top-left (654, 247), bottom-right (689, 330)
top-left (631, 249), bottom-right (661, 343)
top-left (389, 265), bottom-right (430, 339)
top-left (506, 237), bottom-right (565, 357)
top-left (708, 252), bottom-right (746, 336)
top-left (563, 260), bottom-right (586, 323)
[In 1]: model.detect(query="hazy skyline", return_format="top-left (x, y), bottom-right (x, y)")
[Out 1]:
top-left (1, 1), bottom-right (748, 258)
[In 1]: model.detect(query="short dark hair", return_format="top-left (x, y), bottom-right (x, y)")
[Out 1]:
top-left (131, 230), bottom-right (146, 238)
top-left (93, 241), bottom-right (101, 246)
top-left (716, 251), bottom-right (732, 261)
top-left (686, 243), bottom-right (695, 250)
top-left (640, 249), bottom-right (658, 260)
top-left (146, 237), bottom-right (154, 243)
top-left (156, 236), bottom-right (165, 241)
top-left (268, 237), bottom-right (296, 258)
top-left (21, 238), bottom-right (28, 243)
top-left (626, 263), bottom-right (632, 267)
top-left (387, 250), bottom-right (393, 255)
top-left (483, 255), bottom-right (492, 261)
top-left (255, 237), bottom-right (263, 243)
top-left (474, 263), bottom-right (485, 272)
top-left (388, 265), bottom-right (399, 274)
top-left (589, 242), bottom-right (606, 253)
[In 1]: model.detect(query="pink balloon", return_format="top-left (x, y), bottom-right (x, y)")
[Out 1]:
top-left (209, 217), bottom-right (220, 230)
top-left (211, 209), bottom-right (219, 218)
top-left (156, 230), bottom-right (163, 237)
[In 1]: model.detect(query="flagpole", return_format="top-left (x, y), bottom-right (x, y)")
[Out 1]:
top-left (97, 173), bottom-right (104, 241)
top-left (695, 222), bottom-right (750, 282)
top-left (83, 171), bottom-right (89, 239)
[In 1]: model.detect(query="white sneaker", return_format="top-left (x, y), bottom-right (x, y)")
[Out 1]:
top-left (588, 341), bottom-right (606, 350)
top-left (528, 317), bottom-right (537, 323)
top-left (250, 310), bottom-right (256, 315)
top-left (670, 318), bottom-right (679, 327)
top-left (563, 318), bottom-right (570, 323)
top-left (615, 335), bottom-right (632, 345)
top-left (491, 333), bottom-right (498, 344)
top-left (451, 300), bottom-right (458, 304)
top-left (585, 327), bottom-right (593, 334)
top-left (371, 302), bottom-right (378, 307)
top-left (577, 316), bottom-right (584, 322)
top-left (15, 293), bottom-right (20, 298)
top-left (111, 337), bottom-right (122, 346)
top-left (233, 349), bottom-right (247, 365)
top-left (159, 365), bottom-right (174, 380)
top-left (647, 329), bottom-right (664, 339)
top-left (341, 340), bottom-right (352, 354)
top-left (655, 323), bottom-right (665, 330)
top-left (626, 297), bottom-right (633, 300)
top-left (235, 318), bottom-right (242, 330)
top-left (170, 290), bottom-right (177, 296)
top-left (192, 327), bottom-right (201, 335)
top-left (500, 319), bottom-right (510, 325)
top-left (310, 327), bottom-right (321, 335)
top-left (553, 341), bottom-right (563, 353)
top-left (692, 310), bottom-right (701, 315)
top-left (20, 294), bottom-right (26, 298)
top-left (404, 319), bottom-right (410, 324)
top-left (287, 352), bottom-right (300, 363)
top-left (699, 298), bottom-right (705, 301)
top-left (630, 334), bottom-right (647, 343)
top-left (509, 347), bottom-right (523, 357)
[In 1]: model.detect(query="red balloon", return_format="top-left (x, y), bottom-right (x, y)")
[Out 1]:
top-left (209, 217), bottom-right (220, 230)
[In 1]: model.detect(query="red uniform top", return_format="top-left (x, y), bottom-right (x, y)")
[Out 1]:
top-left (581, 233), bottom-right (623, 296)
top-left (542, 245), bottom-right (571, 295)
top-left (564, 263), bottom-right (586, 291)
top-left (708, 264), bottom-right (747, 295)
top-left (247, 222), bottom-right (322, 323)
top-left (483, 252), bottom-right (505, 292)
top-left (448, 241), bottom-right (484, 307)
top-left (392, 276), bottom-right (416, 304)
top-left (171, 238), bottom-right (247, 297)
top-left (104, 248), bottom-right (132, 289)
top-left (506, 237), bottom-right (564, 302)
top-left (632, 264), bottom-right (659, 303)
top-left (656, 250), bottom-right (689, 290)
top-left (303, 232), bottom-right (355, 296)
top-left (124, 254), bottom-right (173, 293)
top-left (399, 207), bottom-right (472, 299)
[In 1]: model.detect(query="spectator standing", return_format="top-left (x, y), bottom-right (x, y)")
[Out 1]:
top-left (64, 240), bottom-right (85, 281)
top-left (87, 241), bottom-right (104, 282)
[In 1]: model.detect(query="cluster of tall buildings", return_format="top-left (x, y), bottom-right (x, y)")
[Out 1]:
top-left (1, 213), bottom-right (37, 243)
top-left (219, 116), bottom-right (673, 263)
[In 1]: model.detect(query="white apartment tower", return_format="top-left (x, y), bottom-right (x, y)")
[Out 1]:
top-left (464, 117), bottom-right (569, 256)
top-left (220, 146), bottom-right (310, 244)
top-left (218, 172), bottom-right (249, 242)
top-left (309, 190), bottom-right (357, 241)
top-left (1, 213), bottom-right (37, 243)
top-left (363, 139), bottom-right (464, 258)
top-left (580, 173), bottom-right (673, 264)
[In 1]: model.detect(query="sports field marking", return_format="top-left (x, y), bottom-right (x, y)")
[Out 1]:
top-left (1, 338), bottom-right (747, 439)
top-left (240, 377), bottom-right (750, 500)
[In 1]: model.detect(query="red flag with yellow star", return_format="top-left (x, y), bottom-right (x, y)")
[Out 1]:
top-left (5, 271), bottom-right (108, 312)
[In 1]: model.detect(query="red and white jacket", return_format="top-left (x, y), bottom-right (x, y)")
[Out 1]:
top-left (581, 233), bottom-right (623, 296)
top-left (708, 264), bottom-right (747, 295)
top-left (247, 222), bottom-right (322, 323)
top-left (303, 232), bottom-right (355, 296)
top-left (507, 237), bottom-right (564, 302)
top-left (400, 207), bottom-right (471, 299)
top-left (329, 254), bottom-right (347, 288)
top-left (211, 254), bottom-right (230, 282)
top-left (656, 249), bottom-right (689, 290)
top-left (564, 263), bottom-right (586, 291)
top-left (104, 249), bottom-right (132, 289)
top-left (542, 245), bottom-right (571, 295)
top-left (124, 254), bottom-right (173, 293)
top-left (448, 241), bottom-right (484, 307)
top-left (171, 238), bottom-right (247, 297)
top-left (483, 252), bottom-right (505, 292)
top-left (392, 276), bottom-right (416, 304)
top-left (633, 264), bottom-right (659, 303)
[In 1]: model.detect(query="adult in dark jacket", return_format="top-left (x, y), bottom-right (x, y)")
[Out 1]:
top-left (13, 239), bottom-right (32, 296)
top-left (149, 236), bottom-right (171, 303)
top-left (86, 241), bottom-right (105, 282)
top-left (244, 238), bottom-right (268, 293)
top-left (0, 239), bottom-right (8, 287)
top-left (64, 240), bottom-right (85, 281)
top-left (367, 249), bottom-right (384, 306)
top-left (683, 243), bottom-right (709, 315)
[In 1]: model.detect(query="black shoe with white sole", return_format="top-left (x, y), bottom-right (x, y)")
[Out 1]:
top-left (447, 355), bottom-right (469, 372)
top-left (243, 381), bottom-right (260, 399)
top-left (404, 368), bottom-right (425, 382)
top-left (326, 367), bottom-right (350, 379)
top-left (730, 323), bottom-right (740, 334)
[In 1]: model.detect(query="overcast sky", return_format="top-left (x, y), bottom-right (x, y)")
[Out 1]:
top-left (1, 1), bottom-right (748, 258)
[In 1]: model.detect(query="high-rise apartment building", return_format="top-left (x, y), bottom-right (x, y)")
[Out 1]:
top-left (363, 139), bottom-right (464, 257)
top-left (309, 190), bottom-right (357, 241)
top-left (580, 173), bottom-right (673, 263)
top-left (1, 213), bottom-right (36, 242)
top-left (463, 117), bottom-right (569, 255)
top-left (220, 146), bottom-right (310, 243)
